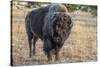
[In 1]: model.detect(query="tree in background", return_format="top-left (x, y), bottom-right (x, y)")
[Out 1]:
top-left (26, 2), bottom-right (43, 8)
top-left (64, 4), bottom-right (97, 16)
top-left (64, 4), bottom-right (79, 12)
top-left (88, 6), bottom-right (97, 16)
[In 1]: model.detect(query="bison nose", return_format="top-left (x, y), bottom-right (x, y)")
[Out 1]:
top-left (57, 37), bottom-right (61, 42)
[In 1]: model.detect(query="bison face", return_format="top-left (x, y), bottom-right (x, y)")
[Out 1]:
top-left (51, 12), bottom-right (73, 45)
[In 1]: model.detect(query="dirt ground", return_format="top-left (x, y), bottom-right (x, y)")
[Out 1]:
top-left (11, 5), bottom-right (97, 66)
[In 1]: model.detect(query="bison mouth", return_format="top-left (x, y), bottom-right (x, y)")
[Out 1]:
top-left (53, 32), bottom-right (62, 44)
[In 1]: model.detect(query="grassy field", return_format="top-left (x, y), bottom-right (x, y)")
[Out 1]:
top-left (11, 5), bottom-right (97, 66)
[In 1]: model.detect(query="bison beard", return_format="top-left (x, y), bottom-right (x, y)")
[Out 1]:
top-left (25, 4), bottom-right (73, 61)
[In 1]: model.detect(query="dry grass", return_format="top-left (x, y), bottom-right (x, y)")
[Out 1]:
top-left (11, 5), bottom-right (97, 66)
top-left (61, 22), bottom-right (97, 62)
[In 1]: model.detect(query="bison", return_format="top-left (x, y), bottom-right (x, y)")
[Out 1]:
top-left (25, 4), bottom-right (73, 61)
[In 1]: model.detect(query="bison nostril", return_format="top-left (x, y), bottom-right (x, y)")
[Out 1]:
top-left (57, 37), bottom-right (60, 42)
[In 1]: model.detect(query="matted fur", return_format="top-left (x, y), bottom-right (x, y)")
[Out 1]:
top-left (25, 4), bottom-right (73, 61)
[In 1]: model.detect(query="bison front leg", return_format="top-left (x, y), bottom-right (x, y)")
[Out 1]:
top-left (43, 37), bottom-right (52, 61)
top-left (28, 35), bottom-right (33, 57)
top-left (47, 51), bottom-right (52, 61)
top-left (32, 36), bottom-right (38, 55)
top-left (55, 46), bottom-right (60, 61)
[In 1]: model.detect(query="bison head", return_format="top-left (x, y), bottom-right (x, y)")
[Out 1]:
top-left (48, 12), bottom-right (73, 45)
